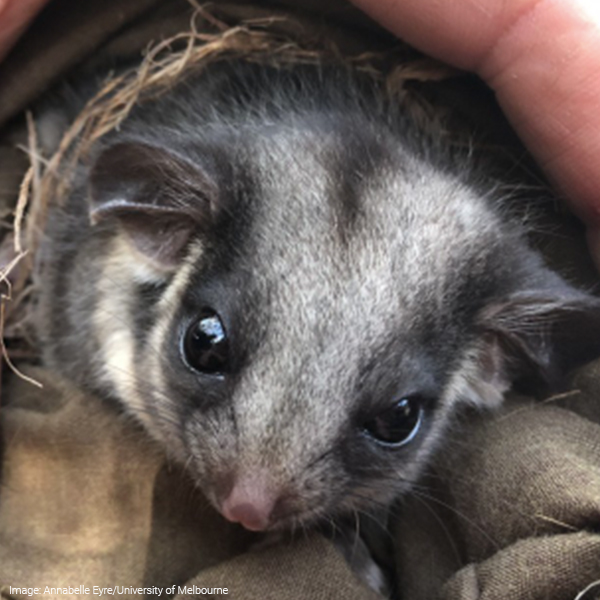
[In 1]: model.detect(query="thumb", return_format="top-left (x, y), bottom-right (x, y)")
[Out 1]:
top-left (350, 0), bottom-right (600, 267)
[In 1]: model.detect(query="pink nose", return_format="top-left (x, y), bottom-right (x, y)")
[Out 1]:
top-left (221, 501), bottom-right (271, 531)
top-left (219, 474), bottom-right (278, 532)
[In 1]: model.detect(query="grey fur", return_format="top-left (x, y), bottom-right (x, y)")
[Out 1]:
top-left (33, 61), bottom-right (600, 535)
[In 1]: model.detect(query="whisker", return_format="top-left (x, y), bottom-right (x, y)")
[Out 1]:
top-left (409, 488), bottom-right (500, 552)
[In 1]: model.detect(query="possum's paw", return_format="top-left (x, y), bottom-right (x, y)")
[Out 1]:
top-left (329, 524), bottom-right (391, 598)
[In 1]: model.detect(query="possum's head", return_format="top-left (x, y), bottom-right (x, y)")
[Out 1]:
top-left (85, 113), bottom-right (600, 532)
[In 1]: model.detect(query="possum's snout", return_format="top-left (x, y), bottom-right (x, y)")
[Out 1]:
top-left (217, 470), bottom-right (294, 531)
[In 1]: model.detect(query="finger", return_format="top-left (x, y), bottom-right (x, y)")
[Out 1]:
top-left (0, 0), bottom-right (51, 62)
top-left (350, 0), bottom-right (600, 236)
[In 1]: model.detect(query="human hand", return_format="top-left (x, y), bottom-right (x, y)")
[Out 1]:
top-left (349, 0), bottom-right (600, 266)
top-left (0, 0), bottom-right (50, 62)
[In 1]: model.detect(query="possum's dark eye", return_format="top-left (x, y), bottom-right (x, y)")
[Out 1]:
top-left (183, 309), bottom-right (229, 375)
top-left (362, 397), bottom-right (423, 447)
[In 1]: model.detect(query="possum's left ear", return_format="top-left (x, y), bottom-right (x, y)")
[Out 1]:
top-left (89, 142), bottom-right (218, 269)
top-left (477, 275), bottom-right (600, 396)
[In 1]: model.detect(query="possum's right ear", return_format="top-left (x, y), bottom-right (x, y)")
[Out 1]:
top-left (473, 277), bottom-right (600, 401)
top-left (454, 281), bottom-right (600, 409)
top-left (89, 142), bottom-right (218, 269)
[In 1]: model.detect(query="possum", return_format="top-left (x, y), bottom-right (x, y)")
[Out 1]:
top-left (33, 60), bottom-right (600, 541)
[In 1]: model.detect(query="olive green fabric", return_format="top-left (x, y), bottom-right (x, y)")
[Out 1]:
top-left (0, 1), bottom-right (599, 598)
